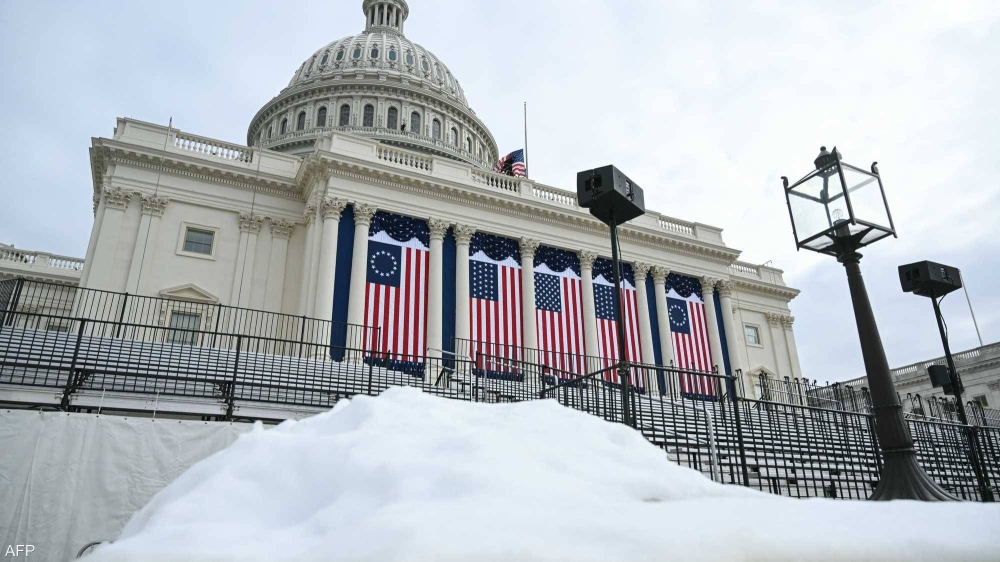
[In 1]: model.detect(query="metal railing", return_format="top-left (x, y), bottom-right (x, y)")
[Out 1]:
top-left (1, 277), bottom-right (997, 502)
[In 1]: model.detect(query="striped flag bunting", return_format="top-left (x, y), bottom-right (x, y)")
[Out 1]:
top-left (469, 232), bottom-right (523, 378)
top-left (592, 259), bottom-right (644, 387)
top-left (666, 274), bottom-right (719, 401)
top-left (533, 247), bottom-right (586, 381)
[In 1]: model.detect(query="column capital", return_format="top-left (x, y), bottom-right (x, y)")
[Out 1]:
top-left (322, 197), bottom-right (347, 220)
top-left (717, 279), bottom-right (736, 298)
top-left (303, 200), bottom-right (318, 227)
top-left (453, 224), bottom-right (476, 245)
top-left (699, 276), bottom-right (719, 295)
top-left (520, 237), bottom-right (540, 259)
top-left (239, 212), bottom-right (264, 234)
top-left (354, 203), bottom-right (377, 226)
top-left (140, 195), bottom-right (169, 217)
top-left (103, 186), bottom-right (132, 211)
top-left (652, 265), bottom-right (669, 285)
top-left (766, 312), bottom-right (783, 327)
top-left (428, 218), bottom-right (449, 241)
top-left (781, 314), bottom-right (795, 329)
top-left (578, 250), bottom-right (598, 269)
top-left (633, 262), bottom-right (651, 281)
top-left (270, 218), bottom-right (294, 239)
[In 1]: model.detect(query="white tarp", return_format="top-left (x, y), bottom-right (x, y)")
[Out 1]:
top-left (0, 409), bottom-right (252, 562)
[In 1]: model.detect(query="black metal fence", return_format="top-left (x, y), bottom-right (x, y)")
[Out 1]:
top-left (1, 277), bottom-right (997, 501)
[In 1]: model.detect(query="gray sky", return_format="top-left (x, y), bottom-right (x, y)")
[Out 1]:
top-left (1, 0), bottom-right (997, 383)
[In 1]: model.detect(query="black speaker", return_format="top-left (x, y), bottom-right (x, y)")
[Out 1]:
top-left (576, 165), bottom-right (645, 226)
top-left (927, 364), bottom-right (954, 395)
top-left (898, 260), bottom-right (963, 298)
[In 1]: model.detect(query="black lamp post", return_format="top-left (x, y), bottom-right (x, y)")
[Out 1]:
top-left (782, 147), bottom-right (956, 500)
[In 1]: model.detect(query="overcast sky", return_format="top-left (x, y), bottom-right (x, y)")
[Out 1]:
top-left (1, 0), bottom-right (997, 383)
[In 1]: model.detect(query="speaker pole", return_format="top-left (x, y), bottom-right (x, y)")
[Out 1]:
top-left (608, 215), bottom-right (633, 427)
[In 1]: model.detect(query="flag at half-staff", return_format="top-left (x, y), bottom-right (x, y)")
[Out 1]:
top-left (493, 149), bottom-right (527, 178)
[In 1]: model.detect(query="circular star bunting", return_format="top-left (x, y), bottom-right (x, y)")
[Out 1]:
top-left (370, 250), bottom-right (398, 277)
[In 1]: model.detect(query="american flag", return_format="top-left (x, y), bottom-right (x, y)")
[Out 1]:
top-left (364, 212), bottom-right (429, 374)
top-left (593, 259), bottom-right (643, 387)
top-left (666, 274), bottom-right (718, 400)
top-left (533, 247), bottom-right (586, 379)
top-left (469, 233), bottom-right (522, 377)
top-left (493, 149), bottom-right (526, 178)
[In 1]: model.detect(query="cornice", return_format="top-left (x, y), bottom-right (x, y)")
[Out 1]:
top-left (90, 141), bottom-right (301, 201)
top-left (731, 278), bottom-right (801, 302)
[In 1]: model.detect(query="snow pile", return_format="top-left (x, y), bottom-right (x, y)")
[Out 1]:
top-left (88, 388), bottom-right (999, 562)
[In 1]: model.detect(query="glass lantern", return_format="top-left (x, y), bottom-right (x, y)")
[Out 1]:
top-left (783, 146), bottom-right (896, 256)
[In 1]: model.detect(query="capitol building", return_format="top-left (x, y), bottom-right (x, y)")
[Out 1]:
top-left (1, 0), bottom-right (802, 400)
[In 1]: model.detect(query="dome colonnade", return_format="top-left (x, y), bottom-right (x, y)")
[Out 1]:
top-left (247, 0), bottom-right (498, 170)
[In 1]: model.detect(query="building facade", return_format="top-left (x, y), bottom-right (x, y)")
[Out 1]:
top-left (70, 0), bottom-right (801, 397)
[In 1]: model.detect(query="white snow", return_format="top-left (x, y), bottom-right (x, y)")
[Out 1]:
top-left (87, 388), bottom-right (1000, 562)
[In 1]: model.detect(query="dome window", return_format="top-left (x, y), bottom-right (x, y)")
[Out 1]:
top-left (388, 49), bottom-right (397, 62)
top-left (449, 128), bottom-right (458, 146)
top-left (405, 52), bottom-right (414, 66)
top-left (320, 52), bottom-right (329, 65)
top-left (316, 107), bottom-right (327, 127)
top-left (363, 104), bottom-right (375, 128)
top-left (410, 112), bottom-right (421, 134)
top-left (465, 137), bottom-right (471, 152)
top-left (280, 118), bottom-right (288, 135)
top-left (387, 107), bottom-right (398, 130)
top-left (267, 125), bottom-right (272, 139)
top-left (353, 47), bottom-right (362, 59)
top-left (432, 119), bottom-right (441, 140)
top-left (296, 111), bottom-right (306, 131)
top-left (339, 104), bottom-right (351, 126)
top-left (370, 46), bottom-right (380, 59)
top-left (421, 58), bottom-right (429, 72)
top-left (336, 49), bottom-right (345, 61)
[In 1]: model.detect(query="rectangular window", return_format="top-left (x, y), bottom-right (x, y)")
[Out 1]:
top-left (167, 312), bottom-right (201, 346)
top-left (745, 325), bottom-right (761, 346)
top-left (974, 395), bottom-right (989, 408)
top-left (183, 228), bottom-right (214, 255)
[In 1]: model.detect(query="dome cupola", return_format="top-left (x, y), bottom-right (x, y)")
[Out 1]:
top-left (247, 0), bottom-right (498, 169)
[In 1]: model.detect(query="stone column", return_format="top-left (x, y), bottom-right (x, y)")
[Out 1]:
top-left (766, 312), bottom-right (789, 378)
top-left (520, 238), bottom-right (540, 363)
top-left (264, 219), bottom-right (293, 316)
top-left (426, 219), bottom-right (448, 361)
top-left (633, 263), bottom-right (658, 393)
top-left (652, 266), bottom-right (675, 368)
top-left (231, 213), bottom-right (263, 308)
top-left (453, 224), bottom-right (476, 355)
top-left (297, 199), bottom-right (318, 315)
top-left (125, 195), bottom-right (169, 294)
top-left (717, 280), bottom-right (747, 389)
top-left (79, 193), bottom-right (107, 289)
top-left (700, 276), bottom-right (726, 374)
top-left (579, 250), bottom-right (600, 373)
top-left (782, 315), bottom-right (803, 379)
top-left (86, 187), bottom-right (132, 291)
top-left (346, 203), bottom-right (377, 349)
top-left (314, 197), bottom-right (346, 321)
top-left (305, 200), bottom-right (324, 316)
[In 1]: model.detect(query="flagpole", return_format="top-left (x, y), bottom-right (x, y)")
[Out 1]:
top-left (523, 102), bottom-right (529, 179)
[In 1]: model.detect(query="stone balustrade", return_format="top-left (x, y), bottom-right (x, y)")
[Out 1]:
top-left (530, 184), bottom-right (576, 207)
top-left (657, 216), bottom-right (696, 236)
top-left (0, 246), bottom-right (85, 283)
top-left (174, 132), bottom-right (254, 163)
top-left (471, 169), bottom-right (519, 193)
top-left (376, 145), bottom-right (433, 172)
top-left (729, 261), bottom-right (761, 278)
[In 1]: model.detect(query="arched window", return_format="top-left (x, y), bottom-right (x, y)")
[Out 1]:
top-left (363, 104), bottom-right (375, 127)
top-left (405, 52), bottom-right (414, 66)
top-left (387, 107), bottom-right (398, 130)
top-left (465, 137), bottom-right (471, 152)
top-left (353, 47), bottom-right (362, 59)
top-left (421, 58), bottom-right (429, 72)
top-left (410, 112), bottom-right (421, 134)
top-left (267, 125), bottom-right (272, 139)
top-left (296, 111), bottom-right (306, 131)
top-left (432, 119), bottom-right (441, 140)
top-left (336, 49), bottom-right (345, 61)
top-left (280, 118), bottom-right (287, 135)
top-left (388, 49), bottom-right (397, 62)
top-left (339, 104), bottom-right (351, 126)
top-left (370, 46), bottom-right (380, 59)
top-left (449, 128), bottom-right (458, 146)
top-left (316, 107), bottom-right (327, 127)
top-left (320, 52), bottom-right (329, 65)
